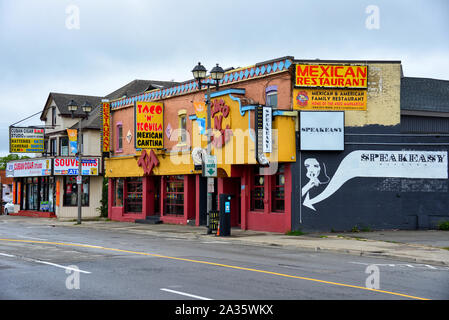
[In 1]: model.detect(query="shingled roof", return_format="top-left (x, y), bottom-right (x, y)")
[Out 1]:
top-left (401, 77), bottom-right (449, 113)
top-left (41, 92), bottom-right (103, 121)
top-left (105, 79), bottom-right (178, 100)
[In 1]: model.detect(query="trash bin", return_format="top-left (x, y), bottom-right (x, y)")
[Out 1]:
top-left (219, 194), bottom-right (232, 236)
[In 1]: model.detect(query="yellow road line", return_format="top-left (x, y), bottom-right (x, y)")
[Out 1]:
top-left (0, 238), bottom-right (429, 300)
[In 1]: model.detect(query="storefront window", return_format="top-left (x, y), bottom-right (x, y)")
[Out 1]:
top-left (165, 176), bottom-right (184, 215)
top-left (60, 137), bottom-right (69, 156)
top-left (251, 168), bottom-right (265, 211)
top-left (125, 177), bottom-right (142, 213)
top-left (272, 164), bottom-right (285, 212)
top-left (114, 178), bottom-right (124, 207)
top-left (63, 176), bottom-right (89, 206)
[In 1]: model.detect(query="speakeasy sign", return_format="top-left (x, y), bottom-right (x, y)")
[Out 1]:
top-left (295, 64), bottom-right (368, 89)
top-left (300, 111), bottom-right (344, 151)
top-left (134, 102), bottom-right (164, 149)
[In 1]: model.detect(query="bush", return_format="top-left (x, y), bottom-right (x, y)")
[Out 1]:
top-left (437, 221), bottom-right (449, 231)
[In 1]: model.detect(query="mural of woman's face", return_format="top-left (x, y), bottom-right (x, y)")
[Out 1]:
top-left (304, 158), bottom-right (321, 180)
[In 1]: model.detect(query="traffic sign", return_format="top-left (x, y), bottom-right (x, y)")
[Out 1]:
top-left (203, 155), bottom-right (217, 177)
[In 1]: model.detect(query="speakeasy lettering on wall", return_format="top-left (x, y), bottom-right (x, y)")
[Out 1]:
top-left (301, 127), bottom-right (343, 133)
top-left (302, 150), bottom-right (448, 211)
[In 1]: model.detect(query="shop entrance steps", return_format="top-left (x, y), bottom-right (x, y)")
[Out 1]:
top-left (135, 215), bottom-right (162, 225)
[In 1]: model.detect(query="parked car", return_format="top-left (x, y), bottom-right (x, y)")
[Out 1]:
top-left (3, 201), bottom-right (14, 215)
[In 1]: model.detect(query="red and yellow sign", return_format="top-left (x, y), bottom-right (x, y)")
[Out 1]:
top-left (295, 64), bottom-right (368, 89)
top-left (102, 102), bottom-right (110, 152)
top-left (293, 88), bottom-right (367, 111)
top-left (135, 101), bottom-right (164, 149)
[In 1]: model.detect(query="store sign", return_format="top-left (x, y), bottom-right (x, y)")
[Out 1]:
top-left (293, 88), bottom-right (367, 111)
top-left (102, 102), bottom-right (111, 152)
top-left (295, 64), bottom-right (367, 89)
top-left (210, 98), bottom-right (232, 148)
top-left (9, 127), bottom-right (45, 153)
top-left (135, 101), bottom-right (164, 149)
top-left (255, 105), bottom-right (270, 166)
top-left (262, 107), bottom-right (272, 153)
top-left (67, 129), bottom-right (78, 154)
top-left (53, 158), bottom-right (99, 175)
top-left (300, 111), bottom-right (344, 151)
top-left (8, 159), bottom-right (52, 177)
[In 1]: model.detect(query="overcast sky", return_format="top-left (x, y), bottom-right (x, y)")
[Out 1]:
top-left (1, 0), bottom-right (448, 156)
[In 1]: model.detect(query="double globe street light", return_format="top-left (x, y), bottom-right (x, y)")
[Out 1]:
top-left (67, 99), bottom-right (92, 224)
top-left (191, 62), bottom-right (225, 219)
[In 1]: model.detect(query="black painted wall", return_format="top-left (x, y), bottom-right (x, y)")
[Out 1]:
top-left (291, 125), bottom-right (449, 232)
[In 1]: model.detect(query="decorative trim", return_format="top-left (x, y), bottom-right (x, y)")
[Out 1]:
top-left (110, 58), bottom-right (293, 110)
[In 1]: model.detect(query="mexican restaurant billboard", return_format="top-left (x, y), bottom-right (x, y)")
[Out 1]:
top-left (135, 101), bottom-right (164, 149)
top-left (295, 64), bottom-right (368, 89)
top-left (102, 102), bottom-right (110, 152)
top-left (54, 158), bottom-right (99, 175)
top-left (293, 88), bottom-right (367, 111)
top-left (9, 127), bottom-right (45, 153)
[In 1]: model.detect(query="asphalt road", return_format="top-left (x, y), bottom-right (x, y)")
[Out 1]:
top-left (0, 219), bottom-right (448, 301)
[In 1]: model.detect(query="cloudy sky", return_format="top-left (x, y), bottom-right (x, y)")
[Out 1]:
top-left (1, 0), bottom-right (448, 156)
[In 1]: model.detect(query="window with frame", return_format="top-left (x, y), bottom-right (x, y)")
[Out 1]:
top-left (63, 176), bottom-right (89, 206)
top-left (116, 123), bottom-right (123, 152)
top-left (266, 86), bottom-right (278, 109)
top-left (125, 177), bottom-right (142, 213)
top-left (113, 178), bottom-right (124, 207)
top-left (251, 167), bottom-right (265, 211)
top-left (52, 106), bottom-right (57, 126)
top-left (271, 164), bottom-right (285, 212)
top-left (165, 175), bottom-right (184, 215)
top-left (50, 138), bottom-right (57, 156)
top-left (178, 110), bottom-right (187, 144)
top-left (60, 137), bottom-right (69, 156)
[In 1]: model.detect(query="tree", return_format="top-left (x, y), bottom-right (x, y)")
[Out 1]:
top-left (0, 154), bottom-right (30, 170)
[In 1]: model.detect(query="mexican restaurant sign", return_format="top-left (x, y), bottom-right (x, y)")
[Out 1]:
top-left (295, 64), bottom-right (368, 89)
top-left (135, 101), bottom-right (164, 149)
top-left (293, 88), bottom-right (367, 111)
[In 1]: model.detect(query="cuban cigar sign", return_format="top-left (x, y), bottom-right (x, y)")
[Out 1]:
top-left (9, 127), bottom-right (45, 153)
top-left (295, 64), bottom-right (368, 89)
top-left (300, 111), bottom-right (344, 151)
top-left (8, 159), bottom-right (52, 177)
top-left (53, 158), bottom-right (99, 176)
top-left (135, 101), bottom-right (164, 149)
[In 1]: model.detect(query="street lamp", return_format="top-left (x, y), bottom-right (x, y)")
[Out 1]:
top-left (68, 100), bottom-right (92, 224)
top-left (191, 62), bottom-right (224, 220)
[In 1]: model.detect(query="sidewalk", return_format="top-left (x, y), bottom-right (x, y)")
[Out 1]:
top-left (1, 215), bottom-right (449, 267)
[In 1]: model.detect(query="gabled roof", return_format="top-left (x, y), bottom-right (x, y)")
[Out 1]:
top-left (401, 77), bottom-right (449, 113)
top-left (70, 103), bottom-right (102, 130)
top-left (40, 92), bottom-right (103, 121)
top-left (105, 79), bottom-right (178, 100)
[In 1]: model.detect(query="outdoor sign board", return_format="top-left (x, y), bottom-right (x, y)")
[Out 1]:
top-left (293, 88), bottom-right (367, 111)
top-left (8, 159), bottom-right (52, 177)
top-left (300, 111), bottom-right (344, 151)
top-left (262, 106), bottom-right (272, 153)
top-left (53, 158), bottom-right (99, 176)
top-left (203, 155), bottom-right (217, 177)
top-left (9, 127), bottom-right (45, 153)
top-left (295, 64), bottom-right (368, 89)
top-left (102, 102), bottom-right (111, 152)
top-left (134, 101), bottom-right (164, 149)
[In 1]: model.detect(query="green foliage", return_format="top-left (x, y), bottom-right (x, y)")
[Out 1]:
top-left (285, 229), bottom-right (305, 236)
top-left (437, 221), bottom-right (449, 231)
top-left (351, 225), bottom-right (360, 233)
top-left (0, 154), bottom-right (30, 170)
top-left (96, 178), bottom-right (109, 218)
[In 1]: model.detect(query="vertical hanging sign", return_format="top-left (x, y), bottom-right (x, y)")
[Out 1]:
top-left (262, 106), bottom-right (272, 153)
top-left (102, 102), bottom-right (110, 152)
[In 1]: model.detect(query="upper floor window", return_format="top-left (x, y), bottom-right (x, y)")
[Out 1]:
top-left (116, 122), bottom-right (123, 152)
top-left (266, 85), bottom-right (278, 109)
top-left (52, 106), bottom-right (57, 126)
top-left (50, 138), bottom-right (57, 156)
top-left (60, 137), bottom-right (69, 156)
top-left (178, 110), bottom-right (187, 144)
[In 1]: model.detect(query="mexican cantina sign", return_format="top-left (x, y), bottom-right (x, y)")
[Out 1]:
top-left (302, 150), bottom-right (448, 211)
top-left (135, 101), bottom-right (164, 149)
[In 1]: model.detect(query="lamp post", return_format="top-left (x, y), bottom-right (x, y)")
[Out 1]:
top-left (68, 100), bottom-right (92, 224)
top-left (192, 62), bottom-right (225, 216)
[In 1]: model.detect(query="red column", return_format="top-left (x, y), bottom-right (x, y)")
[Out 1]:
top-left (240, 168), bottom-right (249, 230)
top-left (195, 175), bottom-right (200, 226)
